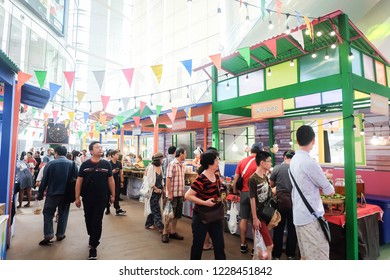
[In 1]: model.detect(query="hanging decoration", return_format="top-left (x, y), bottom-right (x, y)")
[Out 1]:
top-left (291, 29), bottom-right (304, 49)
top-left (122, 97), bottom-right (130, 111)
top-left (76, 90), bottom-right (86, 104)
top-left (155, 105), bottom-right (163, 116)
top-left (304, 16), bottom-right (314, 43)
top-left (133, 116), bottom-right (141, 127)
top-left (151, 64), bottom-right (163, 85)
top-left (100, 95), bottom-right (110, 112)
top-left (17, 71), bottom-right (32, 91)
top-left (122, 68), bottom-right (135, 88)
top-left (83, 112), bottom-right (89, 123)
top-left (116, 115), bottom-right (125, 127)
top-left (140, 101), bottom-right (147, 115)
top-left (52, 110), bottom-right (59, 120)
top-left (34, 70), bottom-right (47, 90)
top-left (238, 47), bottom-right (251, 67)
top-left (92, 70), bottom-right (106, 90)
top-left (63, 71), bottom-right (75, 88)
top-left (78, 131), bottom-right (83, 138)
top-left (68, 111), bottom-right (75, 121)
top-left (150, 115), bottom-right (157, 126)
top-left (209, 54), bottom-right (222, 71)
top-left (167, 107), bottom-right (178, 124)
top-left (49, 82), bottom-right (61, 100)
top-left (180, 59), bottom-right (193, 77)
top-left (264, 39), bottom-right (277, 58)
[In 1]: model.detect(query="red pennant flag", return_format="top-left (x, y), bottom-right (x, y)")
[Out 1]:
top-left (122, 68), bottom-right (135, 88)
top-left (264, 39), bottom-right (277, 58)
top-left (35, 120), bottom-right (39, 128)
top-left (89, 132), bottom-right (94, 139)
top-left (17, 71), bottom-right (32, 91)
top-left (133, 116), bottom-right (140, 127)
top-left (209, 54), bottom-right (222, 71)
top-left (43, 112), bottom-right (49, 121)
top-left (32, 131), bottom-right (36, 137)
top-left (140, 101), bottom-right (146, 115)
top-left (23, 104), bottom-right (28, 112)
top-left (100, 95), bottom-right (110, 111)
top-left (52, 110), bottom-right (59, 120)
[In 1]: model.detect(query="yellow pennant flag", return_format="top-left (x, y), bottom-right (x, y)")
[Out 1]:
top-left (68, 111), bottom-right (75, 121)
top-left (304, 16), bottom-right (314, 43)
top-left (151, 64), bottom-right (163, 85)
top-left (64, 119), bottom-right (70, 128)
top-left (77, 91), bottom-right (86, 104)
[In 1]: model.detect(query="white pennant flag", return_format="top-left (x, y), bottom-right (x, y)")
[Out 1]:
top-left (150, 114), bottom-right (157, 126)
top-left (291, 29), bottom-right (305, 50)
top-left (122, 97), bottom-right (130, 111)
top-left (92, 70), bottom-right (106, 90)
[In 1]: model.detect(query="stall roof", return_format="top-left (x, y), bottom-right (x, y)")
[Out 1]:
top-left (20, 84), bottom-right (50, 109)
top-left (194, 10), bottom-right (389, 77)
top-left (0, 49), bottom-right (19, 74)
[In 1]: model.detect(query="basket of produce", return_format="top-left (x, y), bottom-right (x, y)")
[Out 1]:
top-left (321, 193), bottom-right (345, 215)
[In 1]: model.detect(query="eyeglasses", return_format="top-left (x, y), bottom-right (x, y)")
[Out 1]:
top-left (263, 160), bottom-right (273, 163)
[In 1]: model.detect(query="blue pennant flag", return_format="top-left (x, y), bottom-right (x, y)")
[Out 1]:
top-left (180, 59), bottom-right (192, 77)
top-left (49, 82), bottom-right (61, 100)
top-left (84, 112), bottom-right (89, 123)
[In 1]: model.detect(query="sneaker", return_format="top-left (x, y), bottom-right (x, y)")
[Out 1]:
top-left (56, 235), bottom-right (66, 241)
top-left (240, 243), bottom-right (248, 253)
top-left (287, 256), bottom-right (296, 260)
top-left (116, 209), bottom-right (127, 216)
top-left (161, 234), bottom-right (169, 243)
top-left (88, 248), bottom-right (97, 260)
top-left (169, 232), bottom-right (184, 240)
top-left (39, 239), bottom-right (53, 246)
top-left (251, 248), bottom-right (254, 257)
top-left (105, 209), bottom-right (110, 215)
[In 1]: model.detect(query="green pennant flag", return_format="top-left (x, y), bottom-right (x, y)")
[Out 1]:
top-left (116, 115), bottom-right (124, 127)
top-left (31, 107), bottom-right (37, 116)
top-left (34, 70), bottom-right (47, 89)
top-left (23, 129), bottom-right (28, 135)
top-left (78, 131), bottom-right (83, 138)
top-left (238, 47), bottom-right (251, 67)
top-left (156, 105), bottom-right (163, 116)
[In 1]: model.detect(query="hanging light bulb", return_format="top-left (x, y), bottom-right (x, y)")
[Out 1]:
top-left (245, 2), bottom-right (249, 23)
top-left (305, 29), bottom-right (310, 35)
top-left (169, 90), bottom-right (172, 103)
top-left (187, 85), bottom-right (190, 98)
top-left (217, 6), bottom-right (221, 15)
top-left (102, 108), bottom-right (105, 114)
top-left (316, 31), bottom-right (322, 37)
top-left (290, 59), bottom-right (294, 67)
top-left (331, 43), bottom-right (336, 49)
top-left (312, 53), bottom-right (317, 58)
top-left (349, 48), bottom-right (354, 60)
top-left (324, 49), bottom-right (330, 60)
top-left (285, 25), bottom-right (291, 35)
top-left (330, 30), bottom-right (336, 36)
top-left (205, 81), bottom-right (210, 95)
top-left (226, 81), bottom-right (230, 90)
top-left (352, 124), bottom-right (357, 131)
top-left (232, 135), bottom-right (238, 152)
top-left (245, 74), bottom-right (249, 82)
top-left (187, 0), bottom-right (192, 7)
top-left (267, 68), bottom-right (272, 76)
top-left (150, 94), bottom-right (153, 106)
top-left (89, 101), bottom-right (92, 113)
top-left (268, 20), bottom-right (274, 30)
top-left (245, 15), bottom-right (250, 23)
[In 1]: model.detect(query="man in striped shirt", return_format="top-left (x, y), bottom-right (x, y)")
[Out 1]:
top-left (162, 147), bottom-right (187, 243)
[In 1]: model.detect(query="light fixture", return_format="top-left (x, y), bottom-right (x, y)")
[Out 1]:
top-left (245, 74), bottom-right (249, 82)
top-left (316, 31), bottom-right (322, 37)
top-left (324, 49), bottom-right (329, 60)
top-left (225, 74), bottom-right (229, 90)
top-left (290, 59), bottom-right (294, 67)
top-left (102, 108), bottom-right (105, 114)
top-left (330, 30), bottom-right (336, 36)
top-left (187, 85), bottom-right (190, 98)
top-left (150, 94), bottom-right (153, 106)
top-left (285, 25), bottom-right (290, 35)
top-left (329, 121), bottom-right (334, 135)
top-left (232, 135), bottom-right (238, 152)
top-left (352, 123), bottom-right (357, 131)
top-left (89, 101), bottom-right (92, 113)
top-left (312, 53), bottom-right (317, 58)
top-left (217, 7), bottom-right (221, 14)
top-left (205, 81), bottom-right (210, 95)
top-left (268, 20), bottom-right (274, 30)
top-left (349, 48), bottom-right (354, 60)
top-left (305, 29), bottom-right (310, 35)
top-left (169, 90), bottom-right (172, 103)
top-left (331, 43), bottom-right (336, 49)
top-left (245, 15), bottom-right (250, 23)
top-left (187, 0), bottom-right (192, 7)
top-left (267, 68), bottom-right (272, 76)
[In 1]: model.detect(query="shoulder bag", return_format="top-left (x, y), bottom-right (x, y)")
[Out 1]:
top-left (236, 158), bottom-right (255, 191)
top-left (289, 170), bottom-right (331, 243)
top-left (65, 162), bottom-right (77, 203)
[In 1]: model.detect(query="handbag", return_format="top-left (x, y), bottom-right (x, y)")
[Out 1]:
top-left (257, 197), bottom-right (278, 225)
top-left (289, 170), bottom-right (331, 243)
top-left (236, 158), bottom-right (255, 191)
top-left (196, 203), bottom-right (224, 224)
top-left (65, 162), bottom-right (77, 203)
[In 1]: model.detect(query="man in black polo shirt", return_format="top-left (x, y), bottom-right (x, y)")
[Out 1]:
top-left (75, 141), bottom-right (115, 260)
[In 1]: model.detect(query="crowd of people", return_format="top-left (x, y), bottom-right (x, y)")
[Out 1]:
top-left (14, 126), bottom-right (334, 260)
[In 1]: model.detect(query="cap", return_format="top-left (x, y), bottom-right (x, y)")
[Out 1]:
top-left (152, 152), bottom-right (164, 161)
top-left (285, 150), bottom-right (295, 158)
top-left (251, 142), bottom-right (263, 151)
top-left (193, 147), bottom-right (204, 155)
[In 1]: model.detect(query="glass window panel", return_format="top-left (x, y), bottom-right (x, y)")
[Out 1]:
top-left (266, 60), bottom-right (297, 90)
top-left (239, 70), bottom-right (264, 96)
top-left (217, 77), bottom-right (237, 101)
top-left (351, 48), bottom-right (362, 76)
top-left (0, 6), bottom-right (5, 48)
top-left (295, 93), bottom-right (321, 108)
top-left (363, 54), bottom-right (375, 81)
top-left (300, 48), bottom-right (340, 82)
top-left (322, 89), bottom-right (342, 104)
top-left (375, 60), bottom-right (386, 86)
top-left (8, 15), bottom-right (23, 65)
top-left (28, 29), bottom-right (46, 74)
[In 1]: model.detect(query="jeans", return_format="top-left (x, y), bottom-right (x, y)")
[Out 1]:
top-left (83, 197), bottom-right (106, 248)
top-left (272, 206), bottom-right (297, 258)
top-left (190, 213), bottom-right (226, 260)
top-left (42, 195), bottom-right (70, 239)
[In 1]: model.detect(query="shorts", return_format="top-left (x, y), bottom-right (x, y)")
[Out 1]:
top-left (295, 220), bottom-right (329, 259)
top-left (239, 191), bottom-right (251, 220)
top-left (171, 196), bottom-right (183, 219)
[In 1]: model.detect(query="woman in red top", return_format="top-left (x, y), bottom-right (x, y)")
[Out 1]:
top-left (185, 150), bottom-right (226, 260)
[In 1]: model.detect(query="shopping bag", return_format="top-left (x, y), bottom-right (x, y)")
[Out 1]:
top-left (228, 202), bottom-right (238, 234)
top-left (163, 201), bottom-right (174, 225)
top-left (139, 181), bottom-right (151, 198)
top-left (33, 195), bottom-right (42, 215)
top-left (253, 229), bottom-right (268, 260)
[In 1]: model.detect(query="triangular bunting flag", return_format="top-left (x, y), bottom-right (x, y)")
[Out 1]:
top-left (92, 70), bottom-right (105, 90)
top-left (209, 54), bottom-right (222, 71)
top-left (151, 64), bottom-right (163, 85)
top-left (180, 59), bottom-right (192, 76)
top-left (140, 101), bottom-right (146, 115)
top-left (64, 119), bottom-right (70, 128)
top-left (78, 131), bottom-right (83, 138)
top-left (68, 111), bottom-right (75, 121)
top-left (133, 116), bottom-right (140, 127)
top-left (155, 105), bottom-right (163, 116)
top-left (264, 39), bottom-right (277, 58)
top-left (122, 97), bottom-right (130, 111)
top-left (188, 107), bottom-right (192, 118)
top-left (32, 108), bottom-right (37, 116)
top-left (304, 16), bottom-right (314, 43)
top-left (238, 47), bottom-right (251, 67)
top-left (99, 112), bottom-right (107, 125)
top-left (83, 112), bottom-right (89, 123)
top-left (63, 71), bottom-right (75, 88)
top-left (167, 107), bottom-right (178, 124)
top-left (39, 132), bottom-right (43, 140)
top-left (34, 70), bottom-right (47, 89)
top-left (77, 91), bottom-right (86, 104)
top-left (32, 131), bottom-right (36, 137)
top-left (23, 104), bottom-right (28, 112)
top-left (17, 71), bottom-right (32, 91)
top-left (101, 95), bottom-right (110, 111)
top-left (150, 115), bottom-right (157, 126)
top-left (184, 107), bottom-right (190, 118)
top-left (43, 112), bottom-right (49, 121)
top-left (89, 132), bottom-right (94, 139)
top-left (52, 110), bottom-right (59, 120)
top-left (291, 29), bottom-right (304, 49)
top-left (122, 68), bottom-right (135, 88)
top-left (116, 116), bottom-right (124, 127)
top-left (49, 82), bottom-right (61, 100)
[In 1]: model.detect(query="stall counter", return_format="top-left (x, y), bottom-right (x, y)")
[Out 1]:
top-left (124, 168), bottom-right (145, 199)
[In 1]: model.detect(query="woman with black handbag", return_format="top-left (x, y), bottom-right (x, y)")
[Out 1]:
top-left (185, 150), bottom-right (226, 260)
top-left (249, 151), bottom-right (275, 260)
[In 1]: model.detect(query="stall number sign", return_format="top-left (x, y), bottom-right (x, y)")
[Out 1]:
top-left (251, 98), bottom-right (284, 119)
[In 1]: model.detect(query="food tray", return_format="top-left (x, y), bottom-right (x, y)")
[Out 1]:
top-left (321, 198), bottom-right (345, 204)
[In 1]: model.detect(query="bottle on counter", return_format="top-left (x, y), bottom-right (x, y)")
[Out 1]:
top-left (334, 178), bottom-right (345, 196)
top-left (356, 175), bottom-right (365, 198)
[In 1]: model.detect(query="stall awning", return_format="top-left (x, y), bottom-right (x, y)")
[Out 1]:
top-left (20, 84), bottom-right (50, 109)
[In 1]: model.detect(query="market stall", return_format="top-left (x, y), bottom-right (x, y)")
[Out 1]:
top-left (123, 167), bottom-right (145, 199)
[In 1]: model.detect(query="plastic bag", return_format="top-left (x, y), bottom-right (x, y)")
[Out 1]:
top-left (33, 195), bottom-right (42, 215)
top-left (228, 202), bottom-right (238, 234)
top-left (139, 181), bottom-right (151, 198)
top-left (253, 229), bottom-right (268, 260)
top-left (143, 196), bottom-right (151, 217)
top-left (162, 201), bottom-right (174, 225)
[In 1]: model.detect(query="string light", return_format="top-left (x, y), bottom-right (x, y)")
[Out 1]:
top-left (324, 48), bottom-right (330, 60)
top-left (267, 9), bottom-right (274, 30)
top-left (169, 90), bottom-right (172, 103)
top-left (225, 74), bottom-right (230, 90)
top-left (245, 74), bottom-right (249, 82)
top-left (316, 31), bottom-right (322, 37)
top-left (89, 101), bottom-right (92, 113)
top-left (267, 68), bottom-right (272, 76)
top-left (290, 59), bottom-right (294, 67)
top-left (312, 53), bottom-right (317, 58)
top-left (232, 135), bottom-right (238, 152)
top-left (331, 43), bottom-right (337, 49)
top-left (150, 93), bottom-right (153, 106)
top-left (187, 0), bottom-right (192, 8)
top-left (205, 81), bottom-right (210, 95)
top-left (285, 14), bottom-right (290, 35)
top-left (245, 2), bottom-right (249, 23)
top-left (330, 30), bottom-right (336, 36)
top-left (187, 85), bottom-right (190, 98)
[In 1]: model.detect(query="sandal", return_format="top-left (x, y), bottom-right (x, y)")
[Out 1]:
top-left (203, 245), bottom-right (214, 251)
top-left (145, 225), bottom-right (156, 230)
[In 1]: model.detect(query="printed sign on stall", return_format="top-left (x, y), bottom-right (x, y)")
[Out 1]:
top-left (251, 98), bottom-right (284, 119)
top-left (370, 93), bottom-right (389, 116)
